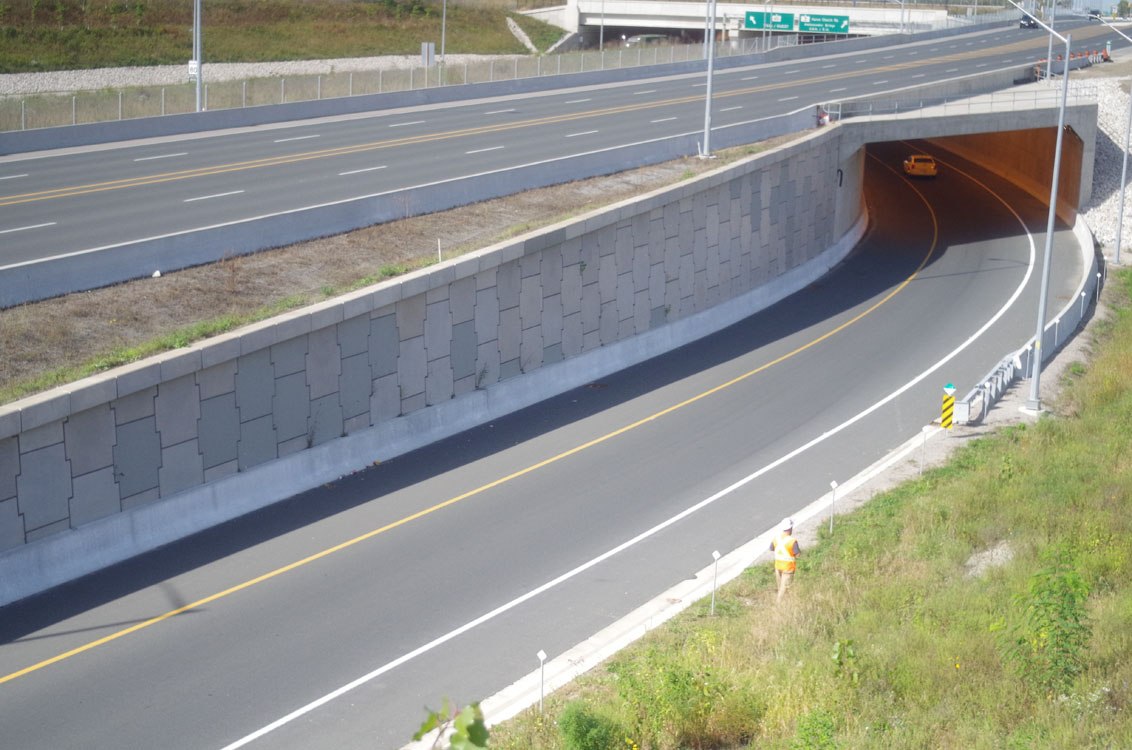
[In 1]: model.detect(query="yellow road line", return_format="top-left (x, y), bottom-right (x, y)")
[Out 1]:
top-left (0, 149), bottom-right (940, 686)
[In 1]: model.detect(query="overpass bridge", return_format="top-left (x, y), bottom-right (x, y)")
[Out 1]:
top-left (529, 0), bottom-right (992, 44)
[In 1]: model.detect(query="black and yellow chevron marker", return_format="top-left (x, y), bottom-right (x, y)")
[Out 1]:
top-left (942, 383), bottom-right (956, 430)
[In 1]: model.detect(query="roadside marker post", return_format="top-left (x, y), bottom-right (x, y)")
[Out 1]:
top-left (942, 383), bottom-right (956, 430)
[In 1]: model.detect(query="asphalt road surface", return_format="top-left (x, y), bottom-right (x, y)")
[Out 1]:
top-left (0, 19), bottom-right (1118, 271)
top-left (0, 136), bottom-right (1085, 748)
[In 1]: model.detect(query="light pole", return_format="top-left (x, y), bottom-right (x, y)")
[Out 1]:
top-left (600, 0), bottom-right (605, 50)
top-left (1008, 0), bottom-right (1071, 412)
top-left (701, 0), bottom-right (717, 156)
top-left (193, 0), bottom-right (202, 112)
top-left (440, 0), bottom-right (447, 85)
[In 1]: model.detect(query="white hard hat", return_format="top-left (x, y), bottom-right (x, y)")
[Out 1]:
top-left (781, 517), bottom-right (794, 531)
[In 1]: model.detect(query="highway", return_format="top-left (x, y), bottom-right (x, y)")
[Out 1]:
top-left (0, 19), bottom-right (1120, 271)
top-left (0, 135), bottom-right (1085, 748)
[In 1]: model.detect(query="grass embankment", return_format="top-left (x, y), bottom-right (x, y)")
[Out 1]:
top-left (493, 269), bottom-right (1132, 748)
top-left (0, 0), bottom-right (562, 73)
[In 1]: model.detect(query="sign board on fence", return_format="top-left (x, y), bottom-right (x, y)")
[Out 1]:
top-left (798, 14), bottom-right (850, 34)
top-left (421, 42), bottom-right (435, 68)
top-left (744, 11), bottom-right (795, 30)
top-left (187, 59), bottom-right (199, 81)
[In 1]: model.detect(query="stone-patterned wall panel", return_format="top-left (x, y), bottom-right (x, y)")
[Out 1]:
top-left (0, 436), bottom-right (17, 501)
top-left (274, 372), bottom-right (311, 442)
top-left (64, 405), bottom-right (114, 478)
top-left (369, 312), bottom-right (399, 378)
top-left (197, 359), bottom-right (236, 400)
top-left (474, 286), bottom-right (500, 347)
top-left (17, 443), bottom-right (71, 532)
top-left (340, 353), bottom-right (373, 420)
top-left (238, 414), bottom-right (276, 471)
top-left (425, 357), bottom-right (455, 405)
top-left (520, 325), bottom-right (544, 372)
top-left (399, 336), bottom-right (427, 413)
top-left (425, 299), bottom-right (453, 362)
top-left (235, 350), bottom-right (273, 422)
top-left (498, 307), bottom-right (521, 364)
top-left (310, 395), bottom-right (343, 446)
top-left (541, 293), bottom-right (563, 348)
top-left (497, 261), bottom-right (521, 311)
top-left (199, 393), bottom-right (239, 470)
top-left (337, 314), bottom-right (370, 358)
top-left (70, 467), bottom-right (121, 527)
top-left (561, 263), bottom-right (583, 318)
top-left (307, 327), bottom-right (341, 401)
top-left (451, 321), bottom-right (478, 383)
top-left (155, 375), bottom-right (201, 449)
top-left (371, 373), bottom-right (400, 422)
top-left (159, 440), bottom-right (204, 497)
top-left (581, 281), bottom-right (600, 337)
top-left (271, 337), bottom-right (308, 378)
top-left (519, 274), bottom-right (542, 332)
top-left (0, 497), bottom-right (23, 551)
top-left (114, 417), bottom-right (160, 500)
top-left (449, 276), bottom-right (476, 326)
top-left (475, 341), bottom-right (500, 389)
top-left (540, 247), bottom-right (563, 299)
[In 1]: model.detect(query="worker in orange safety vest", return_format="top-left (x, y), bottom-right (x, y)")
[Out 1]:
top-left (771, 517), bottom-right (801, 602)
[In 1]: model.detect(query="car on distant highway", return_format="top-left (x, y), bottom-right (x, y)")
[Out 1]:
top-left (624, 34), bottom-right (667, 47)
top-left (1020, 13), bottom-right (1039, 27)
top-left (903, 154), bottom-right (938, 177)
top-left (1088, 8), bottom-right (1103, 19)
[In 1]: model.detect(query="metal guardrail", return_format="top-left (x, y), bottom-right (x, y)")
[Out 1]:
top-left (822, 83), bottom-right (1099, 121)
top-left (956, 228), bottom-right (1104, 424)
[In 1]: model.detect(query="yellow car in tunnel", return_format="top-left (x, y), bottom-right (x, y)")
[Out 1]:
top-left (903, 154), bottom-right (938, 177)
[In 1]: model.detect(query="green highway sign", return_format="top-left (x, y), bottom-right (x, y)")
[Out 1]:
top-left (744, 10), bottom-right (795, 30)
top-left (798, 13), bottom-right (850, 34)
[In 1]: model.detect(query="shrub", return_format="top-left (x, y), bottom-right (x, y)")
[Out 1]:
top-left (559, 701), bottom-right (629, 750)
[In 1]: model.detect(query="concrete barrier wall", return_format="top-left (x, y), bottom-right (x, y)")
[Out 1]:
top-left (0, 124), bottom-right (865, 605)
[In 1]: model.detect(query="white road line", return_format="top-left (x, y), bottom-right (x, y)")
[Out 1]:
top-left (931, 47), bottom-right (939, 51)
top-left (217, 170), bottom-right (1038, 750)
top-left (778, 96), bottom-right (799, 101)
top-left (873, 80), bottom-right (889, 85)
top-left (822, 63), bottom-right (836, 68)
top-left (389, 120), bottom-right (425, 128)
top-left (855, 59), bottom-right (867, 63)
top-left (0, 173), bottom-right (29, 180)
top-left (565, 98), bottom-right (591, 103)
top-left (565, 130), bottom-right (598, 138)
top-left (883, 55), bottom-right (894, 59)
top-left (651, 116), bottom-right (677, 123)
top-left (466, 146), bottom-right (504, 154)
top-left (912, 74), bottom-right (925, 78)
top-left (0, 222), bottom-right (56, 235)
top-left (830, 87), bottom-right (847, 93)
top-left (1003, 58), bottom-right (1012, 63)
top-left (184, 190), bottom-right (244, 203)
top-left (976, 63), bottom-right (987, 68)
top-left (742, 75), bottom-right (758, 80)
top-left (785, 69), bottom-right (800, 74)
top-left (633, 89), bottom-right (657, 95)
top-left (484, 108), bottom-right (515, 114)
top-left (946, 68), bottom-right (959, 73)
top-left (693, 82), bottom-right (707, 87)
top-left (338, 166), bottom-right (387, 176)
top-left (273, 135), bottom-right (319, 143)
top-left (134, 152), bottom-right (187, 162)
top-left (720, 106), bottom-right (742, 112)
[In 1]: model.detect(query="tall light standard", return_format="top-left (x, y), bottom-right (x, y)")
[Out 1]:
top-left (193, 0), bottom-right (202, 112)
top-left (701, 0), bottom-right (717, 155)
top-left (440, 0), bottom-right (447, 84)
top-left (1008, 0), bottom-right (1071, 412)
top-left (600, 0), bottom-right (605, 50)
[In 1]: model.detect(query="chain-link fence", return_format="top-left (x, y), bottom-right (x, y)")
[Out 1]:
top-left (0, 36), bottom-right (803, 133)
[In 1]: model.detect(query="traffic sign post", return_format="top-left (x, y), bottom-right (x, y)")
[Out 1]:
top-left (798, 14), bottom-right (850, 34)
top-left (941, 383), bottom-right (956, 430)
top-left (744, 10), bottom-right (795, 30)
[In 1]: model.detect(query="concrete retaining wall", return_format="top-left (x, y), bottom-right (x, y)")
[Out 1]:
top-left (0, 124), bottom-right (866, 605)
